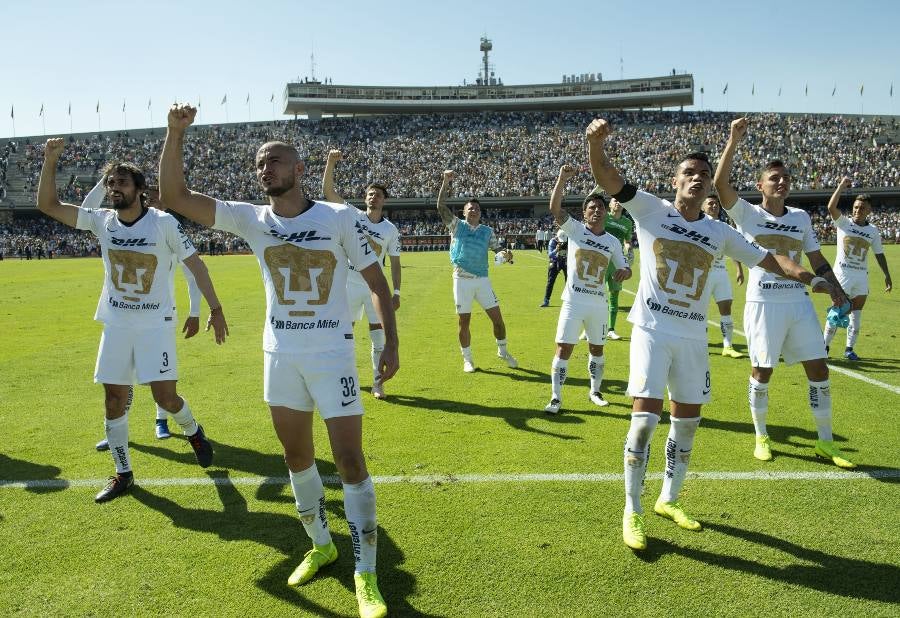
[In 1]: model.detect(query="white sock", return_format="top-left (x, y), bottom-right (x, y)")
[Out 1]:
top-left (588, 355), bottom-right (605, 393)
top-left (289, 464), bottom-right (332, 547)
top-left (720, 315), bottom-right (734, 348)
top-left (155, 404), bottom-right (167, 422)
top-left (847, 310), bottom-right (861, 349)
top-left (658, 416), bottom-right (701, 504)
top-left (344, 476), bottom-right (377, 573)
top-left (169, 399), bottom-right (199, 436)
top-left (808, 379), bottom-right (833, 441)
top-left (105, 414), bottom-right (131, 474)
top-left (496, 338), bottom-right (509, 357)
top-left (748, 377), bottom-right (769, 436)
top-left (623, 412), bottom-right (659, 515)
top-left (370, 328), bottom-right (386, 383)
top-left (551, 357), bottom-right (568, 400)
top-left (823, 322), bottom-right (838, 346)
top-left (461, 346), bottom-right (473, 362)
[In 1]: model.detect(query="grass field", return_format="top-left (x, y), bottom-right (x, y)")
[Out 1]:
top-left (1, 246), bottom-right (899, 617)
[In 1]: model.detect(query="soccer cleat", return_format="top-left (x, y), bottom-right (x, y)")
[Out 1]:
top-left (589, 391), bottom-right (609, 407)
top-left (825, 345), bottom-right (830, 356)
top-left (814, 440), bottom-right (856, 469)
top-left (607, 330), bottom-right (622, 341)
top-left (544, 398), bottom-right (562, 415)
top-left (354, 571), bottom-right (388, 618)
top-left (539, 300), bottom-right (549, 307)
top-left (287, 542), bottom-right (338, 586)
top-left (95, 472), bottom-right (134, 503)
top-left (372, 380), bottom-right (386, 400)
top-left (654, 499), bottom-right (702, 531)
top-left (463, 360), bottom-right (476, 373)
top-left (95, 438), bottom-right (110, 451)
top-left (622, 511), bottom-right (647, 550)
top-left (187, 424), bottom-right (214, 468)
top-left (844, 349), bottom-right (861, 361)
top-left (155, 419), bottom-right (172, 440)
top-left (721, 346), bottom-right (744, 359)
top-left (754, 435), bottom-right (773, 461)
top-left (499, 352), bottom-right (518, 368)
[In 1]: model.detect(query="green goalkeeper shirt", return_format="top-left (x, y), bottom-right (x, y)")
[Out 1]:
top-left (604, 213), bottom-right (634, 247)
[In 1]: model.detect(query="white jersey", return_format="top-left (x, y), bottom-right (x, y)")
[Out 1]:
top-left (621, 189), bottom-right (767, 341)
top-left (76, 207), bottom-right (195, 329)
top-left (834, 215), bottom-right (882, 274)
top-left (728, 198), bottom-right (820, 303)
top-left (213, 199), bottom-right (378, 353)
top-left (559, 216), bottom-right (627, 306)
top-left (347, 210), bottom-right (401, 288)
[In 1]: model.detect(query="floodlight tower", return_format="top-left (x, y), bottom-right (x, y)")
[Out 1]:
top-left (480, 37), bottom-right (492, 85)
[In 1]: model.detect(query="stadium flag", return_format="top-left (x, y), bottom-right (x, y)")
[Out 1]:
top-left (96, 101), bottom-right (100, 113)
top-left (859, 84), bottom-right (864, 96)
top-left (67, 102), bottom-right (71, 116)
top-left (805, 84), bottom-right (808, 96)
top-left (270, 93), bottom-right (274, 102)
top-left (722, 83), bottom-right (728, 95)
top-left (778, 86), bottom-right (782, 97)
top-left (891, 83), bottom-right (894, 97)
top-left (39, 103), bottom-right (44, 117)
top-left (122, 99), bottom-right (126, 112)
top-left (147, 98), bottom-right (151, 109)
top-left (700, 86), bottom-right (704, 94)
top-left (221, 94), bottom-right (227, 105)
top-left (246, 93), bottom-right (250, 104)
top-left (10, 105), bottom-right (13, 119)
top-left (832, 85), bottom-right (836, 97)
top-left (751, 83), bottom-right (755, 96)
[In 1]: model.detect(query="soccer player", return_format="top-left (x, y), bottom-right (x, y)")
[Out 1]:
top-left (544, 164), bottom-right (630, 414)
top-left (823, 177), bottom-right (893, 360)
top-left (586, 118), bottom-right (842, 551)
top-left (160, 104), bottom-right (397, 618)
top-left (715, 117), bottom-right (855, 469)
top-left (540, 229), bottom-right (568, 307)
top-left (436, 170), bottom-right (517, 373)
top-left (37, 138), bottom-right (227, 504)
top-left (701, 195), bottom-right (745, 358)
top-left (603, 197), bottom-right (634, 340)
top-left (323, 149), bottom-right (402, 399)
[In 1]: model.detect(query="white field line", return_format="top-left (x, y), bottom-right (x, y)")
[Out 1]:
top-left (2, 469), bottom-right (898, 490)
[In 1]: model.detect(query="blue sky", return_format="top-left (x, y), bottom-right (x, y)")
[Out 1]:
top-left (3, 0), bottom-right (898, 139)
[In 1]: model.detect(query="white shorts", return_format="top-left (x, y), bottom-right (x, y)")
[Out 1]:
top-left (347, 282), bottom-right (379, 324)
top-left (556, 301), bottom-right (608, 344)
top-left (744, 301), bottom-right (826, 367)
top-left (95, 325), bottom-right (178, 385)
top-left (453, 276), bottom-right (499, 314)
top-left (835, 269), bottom-right (868, 299)
top-left (707, 268), bottom-right (733, 303)
top-left (264, 348), bottom-right (364, 418)
top-left (627, 326), bottom-right (711, 404)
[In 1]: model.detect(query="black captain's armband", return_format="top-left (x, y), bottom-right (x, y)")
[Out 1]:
top-left (612, 183), bottom-right (638, 203)
top-left (814, 263), bottom-right (833, 276)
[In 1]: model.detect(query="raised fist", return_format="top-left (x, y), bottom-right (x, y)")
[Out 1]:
top-left (559, 164), bottom-right (577, 180)
top-left (44, 137), bottom-right (65, 159)
top-left (168, 104), bottom-right (197, 132)
top-left (585, 119), bottom-right (611, 143)
top-left (442, 170), bottom-right (455, 182)
top-left (730, 117), bottom-right (749, 141)
top-left (327, 149), bottom-right (343, 163)
top-left (839, 176), bottom-right (852, 190)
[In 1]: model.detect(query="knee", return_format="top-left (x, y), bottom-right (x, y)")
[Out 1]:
top-left (104, 392), bottom-right (127, 417)
top-left (332, 449), bottom-right (367, 483)
top-left (283, 451), bottom-right (313, 472)
top-left (153, 392), bottom-right (183, 412)
top-left (752, 368), bottom-right (773, 383)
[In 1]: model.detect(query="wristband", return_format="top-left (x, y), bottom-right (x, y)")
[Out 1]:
top-left (393, 289), bottom-right (400, 296)
top-left (809, 276), bottom-right (827, 289)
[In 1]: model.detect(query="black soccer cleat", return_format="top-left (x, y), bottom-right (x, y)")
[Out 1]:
top-left (95, 472), bottom-right (134, 503)
top-left (187, 424), bottom-right (214, 468)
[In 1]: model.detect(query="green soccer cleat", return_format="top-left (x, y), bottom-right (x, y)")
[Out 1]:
top-left (622, 511), bottom-right (647, 550)
top-left (654, 500), bottom-right (702, 531)
top-left (754, 434), bottom-right (773, 461)
top-left (287, 542), bottom-right (338, 586)
top-left (814, 440), bottom-right (857, 469)
top-left (354, 571), bottom-right (387, 618)
top-left (721, 346), bottom-right (744, 359)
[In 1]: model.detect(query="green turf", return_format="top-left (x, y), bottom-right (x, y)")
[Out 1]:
top-left (1, 246), bottom-right (899, 617)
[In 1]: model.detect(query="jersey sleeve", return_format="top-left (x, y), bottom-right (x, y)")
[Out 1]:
top-left (80, 179), bottom-right (106, 210)
top-left (386, 226), bottom-right (402, 257)
top-left (834, 214), bottom-right (850, 232)
top-left (342, 207), bottom-right (380, 272)
top-left (75, 207), bottom-right (102, 235)
top-left (180, 262), bottom-right (202, 317)
top-left (165, 216), bottom-right (197, 262)
top-left (800, 211), bottom-right (821, 253)
top-left (447, 217), bottom-right (460, 236)
top-left (487, 229), bottom-right (500, 251)
top-left (213, 200), bottom-right (254, 237)
top-left (726, 197), bottom-right (753, 226)
top-left (721, 223), bottom-right (767, 267)
top-left (872, 227), bottom-right (884, 254)
top-left (609, 236), bottom-right (627, 270)
top-left (618, 189), bottom-right (666, 222)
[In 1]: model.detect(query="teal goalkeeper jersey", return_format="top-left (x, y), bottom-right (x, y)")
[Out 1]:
top-left (604, 214), bottom-right (633, 247)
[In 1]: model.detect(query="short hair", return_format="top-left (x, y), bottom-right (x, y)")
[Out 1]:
top-left (854, 193), bottom-right (871, 204)
top-left (102, 161), bottom-right (148, 205)
top-left (464, 198), bottom-right (481, 208)
top-left (582, 192), bottom-right (608, 210)
top-left (676, 152), bottom-right (713, 175)
top-left (704, 195), bottom-right (720, 205)
top-left (759, 159), bottom-right (790, 178)
top-left (257, 141), bottom-right (301, 162)
top-left (366, 182), bottom-right (390, 199)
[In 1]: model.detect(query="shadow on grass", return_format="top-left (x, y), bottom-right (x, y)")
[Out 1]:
top-left (827, 355), bottom-right (900, 374)
top-left (636, 521), bottom-right (899, 603)
top-left (132, 470), bottom-right (431, 616)
top-left (0, 453), bottom-right (65, 493)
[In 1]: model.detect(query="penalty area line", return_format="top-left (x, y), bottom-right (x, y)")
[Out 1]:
top-left (2, 469), bottom-right (898, 490)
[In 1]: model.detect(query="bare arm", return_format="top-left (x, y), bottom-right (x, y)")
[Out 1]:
top-left (874, 253), bottom-right (892, 292)
top-left (585, 119), bottom-right (625, 196)
top-left (160, 104), bottom-right (217, 227)
top-left (549, 164), bottom-right (576, 226)
top-left (322, 149), bottom-right (344, 203)
top-left (734, 260), bottom-right (745, 285)
top-left (360, 262), bottom-right (399, 381)
top-left (436, 170), bottom-right (455, 227)
top-left (388, 255), bottom-right (402, 310)
top-left (36, 138), bottom-right (79, 227)
top-left (713, 117), bottom-right (748, 210)
top-left (827, 177), bottom-right (852, 221)
top-left (182, 252), bottom-right (229, 344)
top-left (758, 252), bottom-right (847, 306)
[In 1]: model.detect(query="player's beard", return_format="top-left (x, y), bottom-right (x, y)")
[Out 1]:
top-left (110, 191), bottom-right (139, 210)
top-left (263, 175), bottom-right (295, 197)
